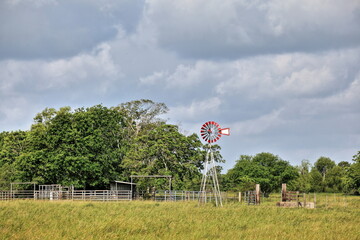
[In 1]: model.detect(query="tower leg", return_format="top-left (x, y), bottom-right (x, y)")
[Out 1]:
top-left (199, 145), bottom-right (222, 207)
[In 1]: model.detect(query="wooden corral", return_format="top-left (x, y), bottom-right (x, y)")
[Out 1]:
top-left (243, 184), bottom-right (261, 205)
top-left (277, 183), bottom-right (315, 208)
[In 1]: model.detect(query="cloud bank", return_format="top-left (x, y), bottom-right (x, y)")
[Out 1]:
top-left (0, 0), bottom-right (359, 171)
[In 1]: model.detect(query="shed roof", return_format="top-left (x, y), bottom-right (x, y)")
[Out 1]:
top-left (113, 181), bottom-right (136, 185)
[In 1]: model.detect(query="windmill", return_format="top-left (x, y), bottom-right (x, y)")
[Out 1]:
top-left (199, 121), bottom-right (230, 206)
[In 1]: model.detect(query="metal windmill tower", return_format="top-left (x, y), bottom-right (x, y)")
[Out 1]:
top-left (199, 121), bottom-right (230, 207)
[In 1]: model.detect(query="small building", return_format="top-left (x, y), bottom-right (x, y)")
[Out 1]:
top-left (110, 181), bottom-right (136, 192)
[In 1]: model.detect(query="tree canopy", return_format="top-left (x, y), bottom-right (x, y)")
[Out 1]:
top-left (223, 153), bottom-right (299, 193)
top-left (0, 100), bottom-right (209, 190)
top-left (0, 100), bottom-right (359, 194)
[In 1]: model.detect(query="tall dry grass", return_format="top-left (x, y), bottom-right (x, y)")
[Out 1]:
top-left (0, 195), bottom-right (359, 240)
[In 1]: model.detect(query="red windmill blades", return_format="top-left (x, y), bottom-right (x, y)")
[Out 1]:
top-left (200, 121), bottom-right (230, 143)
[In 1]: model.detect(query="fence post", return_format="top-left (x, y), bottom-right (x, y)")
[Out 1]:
top-left (238, 192), bottom-right (241, 203)
top-left (281, 183), bottom-right (287, 202)
top-left (297, 191), bottom-right (300, 207)
top-left (255, 184), bottom-right (260, 205)
top-left (10, 183), bottom-right (13, 200)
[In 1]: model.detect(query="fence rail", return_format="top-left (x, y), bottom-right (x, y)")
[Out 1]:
top-left (152, 191), bottom-right (218, 202)
top-left (72, 190), bottom-right (132, 201)
top-left (0, 190), bottom-right (132, 201)
top-left (1, 190), bottom-right (347, 208)
top-left (0, 190), bottom-right (239, 202)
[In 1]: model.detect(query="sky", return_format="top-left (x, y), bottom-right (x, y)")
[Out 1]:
top-left (0, 0), bottom-right (360, 172)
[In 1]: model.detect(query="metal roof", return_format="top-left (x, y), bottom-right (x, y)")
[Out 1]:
top-left (114, 181), bottom-right (136, 185)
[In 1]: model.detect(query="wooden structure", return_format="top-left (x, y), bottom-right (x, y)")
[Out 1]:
top-left (277, 183), bottom-right (315, 208)
top-left (111, 181), bottom-right (136, 191)
top-left (244, 184), bottom-right (261, 205)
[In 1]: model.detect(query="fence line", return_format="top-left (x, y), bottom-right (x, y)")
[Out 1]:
top-left (0, 190), bottom-right (241, 202)
top-left (0, 190), bottom-right (132, 201)
top-left (0, 190), bottom-right (351, 207)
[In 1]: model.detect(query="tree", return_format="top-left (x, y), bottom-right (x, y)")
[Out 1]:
top-left (0, 131), bottom-right (28, 166)
top-left (313, 157), bottom-right (336, 192)
top-left (309, 167), bottom-right (323, 192)
top-left (14, 105), bottom-right (130, 189)
top-left (314, 156), bottom-right (336, 180)
top-left (0, 163), bottom-right (18, 190)
top-left (338, 161), bottom-right (351, 168)
top-left (223, 155), bottom-right (258, 192)
top-left (292, 160), bottom-right (312, 192)
top-left (115, 99), bottom-right (168, 136)
top-left (0, 131), bottom-right (27, 188)
top-left (223, 153), bottom-right (298, 193)
top-left (353, 151), bottom-right (360, 163)
top-left (325, 166), bottom-right (345, 192)
top-left (121, 124), bottom-right (207, 190)
top-left (343, 151), bottom-right (360, 194)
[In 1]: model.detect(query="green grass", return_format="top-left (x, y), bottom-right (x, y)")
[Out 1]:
top-left (0, 195), bottom-right (359, 240)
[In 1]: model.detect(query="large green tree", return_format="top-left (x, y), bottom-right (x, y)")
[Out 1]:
top-left (121, 124), bottom-right (207, 190)
top-left (223, 152), bottom-right (298, 193)
top-left (292, 160), bottom-right (312, 192)
top-left (344, 151), bottom-right (360, 194)
top-left (0, 131), bottom-right (27, 189)
top-left (13, 105), bottom-right (130, 189)
top-left (115, 99), bottom-right (169, 136)
top-left (311, 156), bottom-right (339, 192)
top-left (314, 156), bottom-right (336, 180)
top-left (0, 100), bottom-right (211, 191)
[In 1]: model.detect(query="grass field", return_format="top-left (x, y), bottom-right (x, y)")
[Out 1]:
top-left (1, 195), bottom-right (359, 240)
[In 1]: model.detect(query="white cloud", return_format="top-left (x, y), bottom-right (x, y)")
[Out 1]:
top-left (216, 48), bottom-right (360, 99)
top-left (139, 61), bottom-right (218, 89)
top-left (144, 0), bottom-right (360, 58)
top-left (0, 43), bottom-right (123, 130)
top-left (137, 47), bottom-right (360, 109)
top-left (0, 0), bottom-right (359, 170)
top-left (0, 0), bottom-right (144, 59)
top-left (0, 43), bottom-right (121, 93)
top-left (232, 108), bottom-right (285, 135)
top-left (139, 71), bottom-right (168, 85)
top-left (169, 97), bottom-right (222, 121)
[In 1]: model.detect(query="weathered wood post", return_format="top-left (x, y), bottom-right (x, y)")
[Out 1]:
top-left (281, 183), bottom-right (287, 202)
top-left (255, 184), bottom-right (260, 205)
top-left (238, 192), bottom-right (242, 203)
top-left (296, 191), bottom-right (299, 207)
